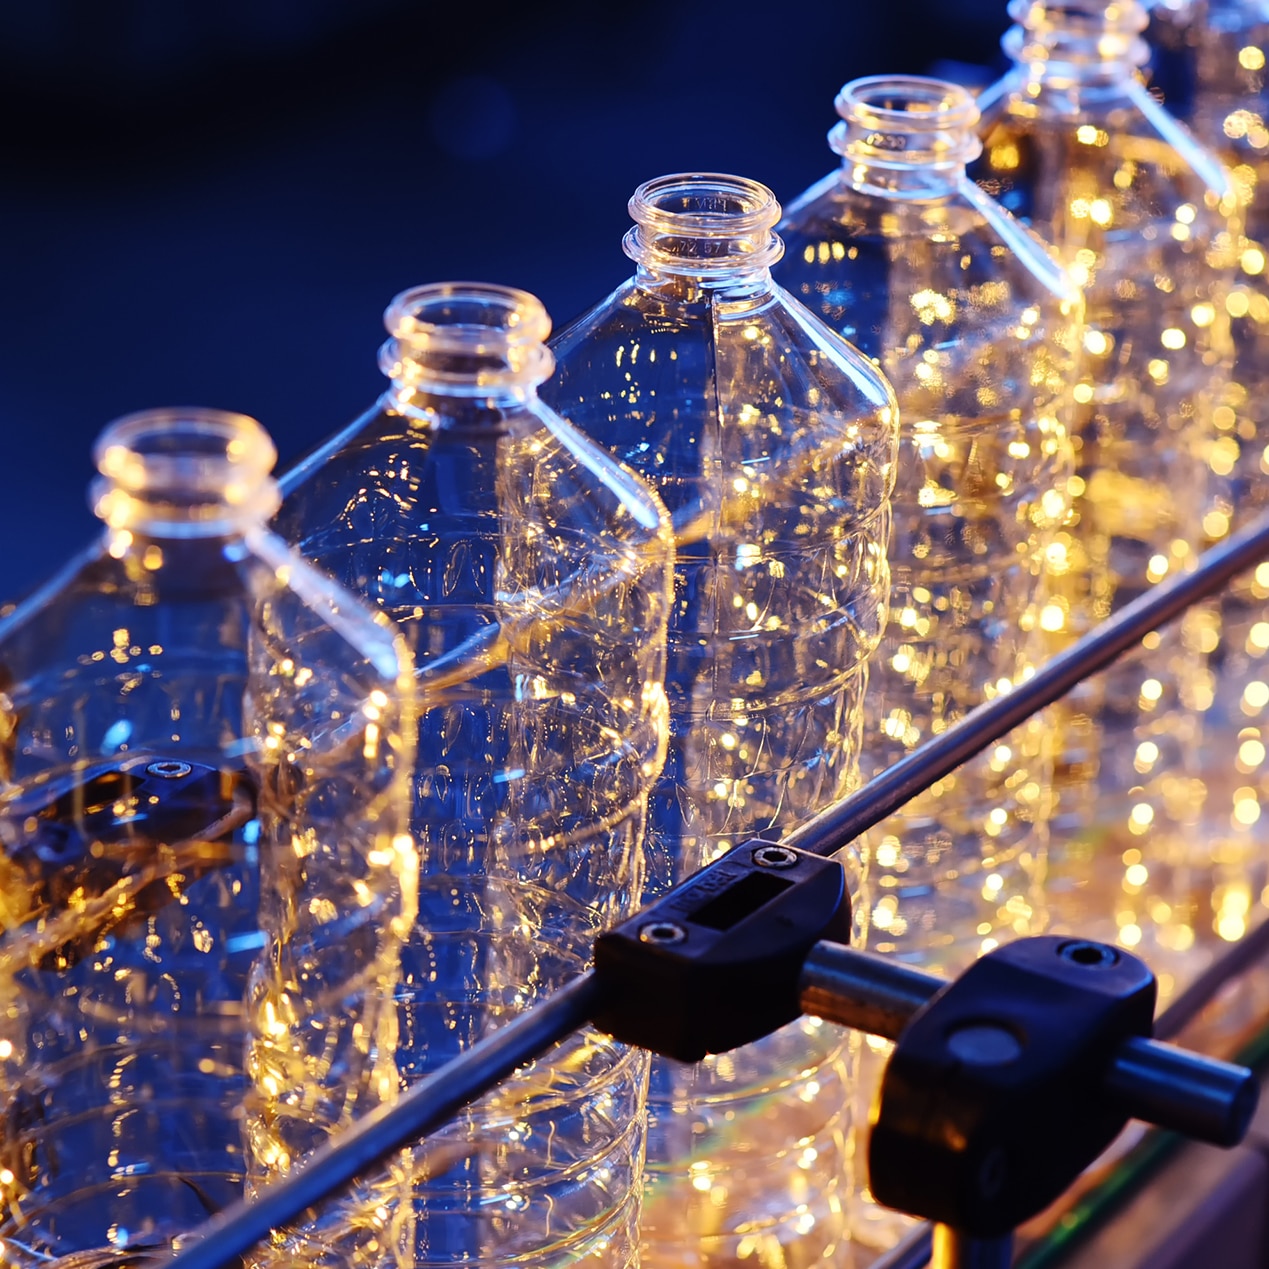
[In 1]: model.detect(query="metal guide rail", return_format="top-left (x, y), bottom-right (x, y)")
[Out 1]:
top-left (159, 512), bottom-right (1269, 1269)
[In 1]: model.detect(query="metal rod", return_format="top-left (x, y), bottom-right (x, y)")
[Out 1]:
top-left (783, 510), bottom-right (1269, 858)
top-left (799, 940), bottom-right (943, 1040)
top-left (163, 973), bottom-right (603, 1269)
top-left (1153, 914), bottom-right (1269, 1041)
top-left (1102, 1036), bottom-right (1258, 1148)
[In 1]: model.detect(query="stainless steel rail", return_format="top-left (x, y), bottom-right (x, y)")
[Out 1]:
top-left (161, 976), bottom-right (601, 1269)
top-left (783, 513), bottom-right (1269, 858)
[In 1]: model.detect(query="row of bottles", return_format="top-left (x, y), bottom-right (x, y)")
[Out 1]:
top-left (2, 1), bottom-right (1265, 1266)
top-left (775, 73), bottom-right (1081, 1249)
top-left (0, 411), bottom-right (417, 1265)
top-left (1151, 0), bottom-right (1269, 961)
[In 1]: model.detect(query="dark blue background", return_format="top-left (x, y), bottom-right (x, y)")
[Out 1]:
top-left (0, 0), bottom-right (1009, 602)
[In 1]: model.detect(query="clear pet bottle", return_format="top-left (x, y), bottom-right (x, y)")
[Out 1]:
top-left (1148, 0), bottom-right (1269, 949)
top-left (774, 75), bottom-right (1078, 1247)
top-left (973, 0), bottom-right (1239, 979)
top-left (778, 72), bottom-right (1077, 984)
top-left (274, 284), bottom-right (674, 1269)
top-left (542, 174), bottom-right (899, 1269)
top-left (0, 409), bottom-right (415, 1269)
top-left (1154, 0), bottom-right (1269, 238)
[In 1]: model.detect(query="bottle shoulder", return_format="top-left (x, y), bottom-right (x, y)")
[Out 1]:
top-left (0, 532), bottom-right (409, 698)
top-left (775, 183), bottom-right (1079, 369)
top-left (544, 273), bottom-right (899, 536)
top-left (778, 169), bottom-right (1075, 305)
top-left (276, 394), bottom-right (669, 558)
top-left (976, 75), bottom-right (1235, 212)
top-left (0, 541), bottom-right (245, 662)
top-left (549, 270), bottom-right (894, 417)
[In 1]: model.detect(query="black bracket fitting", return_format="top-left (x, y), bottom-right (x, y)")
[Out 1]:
top-left (592, 840), bottom-right (851, 1062)
top-left (867, 936), bottom-right (1252, 1237)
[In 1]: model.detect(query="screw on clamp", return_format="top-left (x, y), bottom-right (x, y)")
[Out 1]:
top-left (593, 838), bottom-right (852, 1061)
top-left (752, 843), bottom-right (799, 869)
top-left (797, 936), bottom-right (1259, 1268)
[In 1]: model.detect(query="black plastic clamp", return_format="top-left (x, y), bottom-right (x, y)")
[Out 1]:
top-left (592, 840), bottom-right (851, 1061)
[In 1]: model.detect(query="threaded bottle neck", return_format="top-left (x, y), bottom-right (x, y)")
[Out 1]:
top-left (1003, 0), bottom-right (1150, 84)
top-left (623, 173), bottom-right (784, 283)
top-left (91, 408), bottom-right (280, 539)
top-left (830, 76), bottom-right (983, 199)
top-left (380, 282), bottom-right (554, 401)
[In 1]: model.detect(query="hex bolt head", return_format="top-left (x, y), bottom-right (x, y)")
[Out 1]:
top-left (752, 845), bottom-right (799, 869)
top-left (639, 921), bottom-right (687, 945)
top-left (145, 760), bottom-right (193, 780)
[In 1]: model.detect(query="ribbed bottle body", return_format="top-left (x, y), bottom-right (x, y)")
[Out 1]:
top-left (276, 285), bottom-right (673, 1269)
top-left (1148, 0), bottom-right (1269, 950)
top-left (775, 76), bottom-right (1077, 1248)
top-left (974, 40), bottom-right (1237, 980)
top-left (0, 412), bottom-right (414, 1269)
top-left (544, 177), bottom-right (897, 1268)
top-left (779, 171), bottom-right (1074, 978)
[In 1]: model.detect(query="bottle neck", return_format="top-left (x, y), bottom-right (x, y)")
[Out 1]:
top-left (623, 173), bottom-right (783, 294)
top-left (830, 75), bottom-right (982, 201)
top-left (1003, 0), bottom-right (1150, 88)
top-left (380, 282), bottom-right (553, 411)
top-left (91, 408), bottom-right (280, 541)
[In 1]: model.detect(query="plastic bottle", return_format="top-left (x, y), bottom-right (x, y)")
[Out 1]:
top-left (774, 75), bottom-right (1078, 1248)
top-left (973, 0), bottom-right (1239, 983)
top-left (1152, 0), bottom-right (1269, 237)
top-left (0, 409), bottom-right (415, 1268)
top-left (542, 174), bottom-right (898, 1269)
top-left (274, 283), bottom-right (674, 1269)
top-left (1148, 0), bottom-right (1269, 950)
top-left (778, 72), bottom-right (1077, 986)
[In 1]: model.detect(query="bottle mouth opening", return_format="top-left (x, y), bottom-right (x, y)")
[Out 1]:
top-left (835, 75), bottom-right (980, 134)
top-left (92, 408), bottom-right (280, 537)
top-left (1010, 0), bottom-right (1148, 29)
top-left (629, 173), bottom-right (781, 236)
top-left (381, 282), bottom-right (554, 390)
top-left (1005, 0), bottom-right (1149, 69)
top-left (624, 173), bottom-right (783, 274)
top-left (385, 282), bottom-right (552, 352)
top-left (830, 75), bottom-right (982, 173)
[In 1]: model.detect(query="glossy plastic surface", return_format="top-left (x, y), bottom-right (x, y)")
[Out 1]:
top-left (543, 174), bottom-right (898, 1269)
top-left (973, 0), bottom-right (1239, 986)
top-left (276, 284), bottom-right (673, 1269)
top-left (0, 409), bottom-right (415, 1269)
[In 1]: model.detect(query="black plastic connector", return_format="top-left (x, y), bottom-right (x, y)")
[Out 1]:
top-left (592, 840), bottom-right (851, 1062)
top-left (868, 935), bottom-right (1158, 1236)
